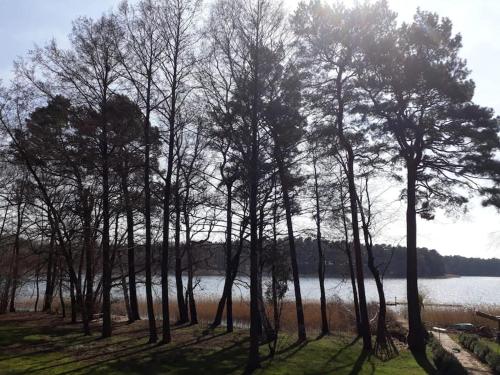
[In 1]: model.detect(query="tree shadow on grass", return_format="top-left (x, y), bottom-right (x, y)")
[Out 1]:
top-left (328, 336), bottom-right (360, 365)
top-left (23, 341), bottom-right (150, 374)
top-left (272, 337), bottom-right (309, 357)
top-left (411, 349), bottom-right (437, 375)
top-left (1, 314), bottom-right (253, 374)
top-left (85, 336), bottom-right (251, 375)
top-left (347, 349), bottom-right (371, 375)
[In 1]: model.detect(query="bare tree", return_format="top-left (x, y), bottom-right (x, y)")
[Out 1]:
top-left (117, 0), bottom-right (167, 333)
top-left (156, 0), bottom-right (200, 343)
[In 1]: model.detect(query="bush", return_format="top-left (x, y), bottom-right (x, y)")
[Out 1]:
top-left (430, 334), bottom-right (467, 375)
top-left (459, 332), bottom-right (500, 374)
top-left (486, 351), bottom-right (500, 371)
top-left (459, 332), bottom-right (478, 348)
top-left (470, 339), bottom-right (478, 351)
top-left (473, 341), bottom-right (489, 362)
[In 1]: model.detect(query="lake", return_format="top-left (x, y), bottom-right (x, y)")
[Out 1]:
top-left (17, 275), bottom-right (500, 307)
top-left (128, 275), bottom-right (500, 307)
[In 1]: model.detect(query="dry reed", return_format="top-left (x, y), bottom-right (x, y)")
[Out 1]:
top-left (421, 305), bottom-right (500, 329)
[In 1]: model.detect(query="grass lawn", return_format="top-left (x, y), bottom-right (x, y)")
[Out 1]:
top-left (0, 313), bottom-right (436, 374)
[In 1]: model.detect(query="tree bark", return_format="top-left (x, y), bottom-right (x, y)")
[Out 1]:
top-left (100, 87), bottom-right (112, 338)
top-left (82, 189), bottom-right (94, 322)
top-left (174, 164), bottom-right (188, 324)
top-left (270, 186), bottom-right (280, 356)
top-left (160, 22), bottom-right (180, 344)
top-left (144, 111), bottom-right (158, 343)
top-left (276, 160), bottom-right (306, 341)
top-left (69, 273), bottom-right (77, 324)
top-left (8, 200), bottom-right (24, 313)
top-left (313, 156), bottom-right (329, 335)
top-left (334, 65), bottom-right (370, 349)
top-left (257, 208), bottom-right (273, 339)
top-left (34, 260), bottom-right (40, 312)
top-left (184, 209), bottom-right (197, 325)
top-left (211, 215), bottom-right (247, 329)
top-left (248, 71), bottom-right (261, 373)
top-left (340, 182), bottom-right (361, 333)
top-left (120, 169), bottom-right (140, 321)
top-left (118, 250), bottom-right (132, 321)
top-left (161, 140), bottom-right (173, 343)
top-left (406, 163), bottom-right (426, 353)
top-left (43, 233), bottom-right (56, 312)
top-left (59, 266), bottom-right (66, 319)
top-left (357, 187), bottom-right (397, 359)
top-left (345, 151), bottom-right (371, 350)
top-left (225, 183), bottom-right (233, 331)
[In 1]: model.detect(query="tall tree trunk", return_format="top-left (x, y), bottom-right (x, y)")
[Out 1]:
top-left (34, 260), bottom-right (40, 312)
top-left (174, 167), bottom-right (188, 324)
top-left (225, 183), bottom-right (233, 332)
top-left (144, 112), bottom-right (158, 342)
top-left (345, 150), bottom-right (371, 350)
top-left (75, 284), bottom-right (89, 334)
top-left (248, 96), bottom-right (261, 373)
top-left (118, 250), bottom-right (132, 321)
top-left (161, 38), bottom-right (180, 344)
top-left (101, 94), bottom-right (112, 338)
top-left (276, 158), bottom-right (306, 342)
top-left (406, 163), bottom-right (425, 352)
top-left (0, 247), bottom-right (14, 314)
top-left (256, 205), bottom-right (273, 340)
top-left (358, 190), bottom-right (397, 359)
top-left (8, 201), bottom-right (23, 313)
top-left (211, 216), bottom-right (247, 329)
top-left (121, 170), bottom-right (140, 322)
top-left (183, 196), bottom-right (197, 325)
top-left (82, 190), bottom-right (94, 322)
top-left (335, 67), bottom-right (370, 349)
top-left (69, 273), bottom-right (77, 324)
top-left (161, 157), bottom-right (173, 343)
top-left (270, 186), bottom-right (280, 356)
top-left (247, 20), bottom-right (262, 371)
top-left (312, 156), bottom-right (329, 335)
top-left (59, 266), bottom-right (66, 319)
top-left (340, 181), bottom-right (361, 333)
top-left (269, 252), bottom-right (281, 356)
top-left (43, 233), bottom-right (56, 312)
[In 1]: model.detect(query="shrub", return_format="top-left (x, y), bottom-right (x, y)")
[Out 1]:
top-left (486, 351), bottom-right (500, 371)
top-left (459, 332), bottom-right (500, 374)
top-left (470, 339), bottom-right (478, 351)
top-left (473, 341), bottom-right (489, 362)
top-left (459, 332), bottom-right (478, 349)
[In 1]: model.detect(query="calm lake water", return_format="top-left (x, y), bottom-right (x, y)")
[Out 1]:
top-left (18, 275), bottom-right (500, 307)
top-left (130, 275), bottom-right (500, 307)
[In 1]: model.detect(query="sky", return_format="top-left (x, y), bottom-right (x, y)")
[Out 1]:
top-left (0, 0), bottom-right (499, 258)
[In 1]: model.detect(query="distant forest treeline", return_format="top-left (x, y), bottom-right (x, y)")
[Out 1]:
top-left (186, 237), bottom-right (500, 278)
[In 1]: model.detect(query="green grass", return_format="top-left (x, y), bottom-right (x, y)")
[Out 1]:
top-left (0, 314), bottom-right (436, 375)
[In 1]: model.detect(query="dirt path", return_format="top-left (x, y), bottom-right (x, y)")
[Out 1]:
top-left (395, 314), bottom-right (492, 374)
top-left (433, 331), bottom-right (492, 375)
